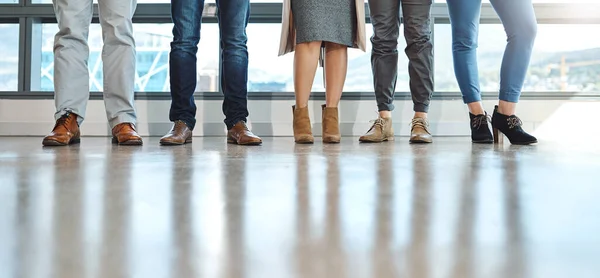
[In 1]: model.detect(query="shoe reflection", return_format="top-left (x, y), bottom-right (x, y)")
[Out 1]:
top-left (407, 144), bottom-right (432, 278)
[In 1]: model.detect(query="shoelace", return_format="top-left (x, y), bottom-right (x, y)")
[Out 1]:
top-left (367, 118), bottom-right (385, 133)
top-left (240, 121), bottom-right (250, 131)
top-left (507, 116), bottom-right (523, 129)
top-left (54, 112), bottom-right (73, 130)
top-left (471, 114), bottom-right (491, 129)
top-left (410, 118), bottom-right (431, 134)
top-left (410, 118), bottom-right (427, 128)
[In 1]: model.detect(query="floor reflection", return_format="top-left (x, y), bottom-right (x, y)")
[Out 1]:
top-left (222, 144), bottom-right (247, 278)
top-left (294, 144), bottom-right (313, 278)
top-left (1, 137), bottom-right (599, 278)
top-left (450, 145), bottom-right (480, 278)
top-left (52, 145), bottom-right (85, 278)
top-left (371, 143), bottom-right (398, 278)
top-left (99, 145), bottom-right (136, 278)
top-left (169, 145), bottom-right (196, 277)
top-left (407, 145), bottom-right (432, 278)
top-left (501, 147), bottom-right (528, 278)
top-left (323, 146), bottom-right (347, 278)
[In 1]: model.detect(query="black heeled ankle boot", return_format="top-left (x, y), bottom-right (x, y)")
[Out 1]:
top-left (491, 105), bottom-right (537, 145)
top-left (470, 112), bottom-right (493, 144)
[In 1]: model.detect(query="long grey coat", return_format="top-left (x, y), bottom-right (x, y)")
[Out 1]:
top-left (278, 0), bottom-right (367, 56)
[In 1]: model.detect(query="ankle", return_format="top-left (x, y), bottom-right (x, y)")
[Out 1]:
top-left (379, 111), bottom-right (392, 119)
top-left (295, 103), bottom-right (308, 109)
top-left (414, 112), bottom-right (427, 119)
top-left (497, 101), bottom-right (516, 116)
top-left (467, 102), bottom-right (485, 115)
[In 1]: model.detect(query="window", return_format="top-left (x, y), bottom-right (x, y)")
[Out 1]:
top-left (36, 23), bottom-right (219, 92)
top-left (3, 0), bottom-right (600, 96)
top-left (0, 24), bottom-right (19, 92)
top-left (434, 24), bottom-right (600, 93)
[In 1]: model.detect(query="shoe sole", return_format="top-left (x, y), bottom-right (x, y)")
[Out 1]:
top-left (160, 139), bottom-right (192, 146)
top-left (510, 140), bottom-right (538, 145)
top-left (227, 139), bottom-right (262, 146)
top-left (473, 140), bottom-right (494, 144)
top-left (409, 139), bottom-right (433, 144)
top-left (359, 137), bottom-right (395, 143)
top-left (42, 138), bottom-right (80, 146)
top-left (112, 137), bottom-right (143, 145)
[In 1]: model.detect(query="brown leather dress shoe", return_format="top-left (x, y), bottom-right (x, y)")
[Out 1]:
top-left (42, 112), bottom-right (80, 146)
top-left (227, 121), bottom-right (262, 145)
top-left (409, 117), bottom-right (433, 144)
top-left (160, 121), bottom-right (192, 145)
top-left (112, 123), bottom-right (143, 145)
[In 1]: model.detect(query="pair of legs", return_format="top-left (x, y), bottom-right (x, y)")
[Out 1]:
top-left (369, 0), bottom-right (434, 119)
top-left (165, 0), bottom-right (261, 145)
top-left (169, 0), bottom-right (250, 131)
top-left (44, 0), bottom-right (142, 146)
top-left (360, 0), bottom-right (433, 144)
top-left (447, 0), bottom-right (537, 116)
top-left (52, 0), bottom-right (138, 128)
top-left (294, 42), bottom-right (348, 109)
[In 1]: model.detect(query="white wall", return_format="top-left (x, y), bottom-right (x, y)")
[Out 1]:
top-left (1, 99), bottom-right (599, 142)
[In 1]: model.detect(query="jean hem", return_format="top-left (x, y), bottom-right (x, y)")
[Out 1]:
top-left (463, 96), bottom-right (483, 104)
top-left (499, 94), bottom-right (520, 103)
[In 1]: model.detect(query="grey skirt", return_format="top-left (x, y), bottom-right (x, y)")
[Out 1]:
top-left (291, 0), bottom-right (356, 47)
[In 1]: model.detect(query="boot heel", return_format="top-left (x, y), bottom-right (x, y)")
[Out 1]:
top-left (493, 127), bottom-right (502, 144)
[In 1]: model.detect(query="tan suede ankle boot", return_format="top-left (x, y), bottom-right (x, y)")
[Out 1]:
top-left (321, 104), bottom-right (341, 144)
top-left (293, 105), bottom-right (314, 144)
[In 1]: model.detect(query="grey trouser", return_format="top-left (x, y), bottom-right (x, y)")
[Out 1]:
top-left (52, 0), bottom-right (138, 128)
top-left (368, 0), bottom-right (433, 113)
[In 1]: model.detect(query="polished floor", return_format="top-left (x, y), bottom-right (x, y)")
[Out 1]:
top-left (1, 137), bottom-right (600, 278)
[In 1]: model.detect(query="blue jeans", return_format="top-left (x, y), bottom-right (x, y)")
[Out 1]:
top-left (447, 0), bottom-right (537, 104)
top-left (170, 0), bottom-right (250, 130)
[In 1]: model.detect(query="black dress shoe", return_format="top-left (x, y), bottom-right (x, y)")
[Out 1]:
top-left (491, 105), bottom-right (537, 145)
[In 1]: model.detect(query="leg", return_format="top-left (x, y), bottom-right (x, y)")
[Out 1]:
top-left (52, 0), bottom-right (94, 125)
top-left (368, 0), bottom-right (401, 118)
top-left (291, 41), bottom-right (321, 144)
top-left (168, 0), bottom-right (204, 130)
top-left (217, 0), bottom-right (261, 145)
top-left (293, 41), bottom-right (322, 108)
top-left (323, 43), bottom-right (348, 107)
top-left (490, 0), bottom-right (537, 115)
top-left (97, 0), bottom-right (138, 128)
top-left (216, 0), bottom-right (250, 130)
top-left (446, 0), bottom-right (484, 115)
top-left (401, 0), bottom-right (434, 117)
top-left (321, 42), bottom-right (347, 144)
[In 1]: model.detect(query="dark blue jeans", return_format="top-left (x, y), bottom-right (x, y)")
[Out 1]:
top-left (170, 0), bottom-right (250, 130)
top-left (447, 0), bottom-right (537, 104)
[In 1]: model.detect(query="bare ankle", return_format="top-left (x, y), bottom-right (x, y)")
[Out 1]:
top-left (414, 112), bottom-right (427, 119)
top-left (379, 111), bottom-right (392, 118)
